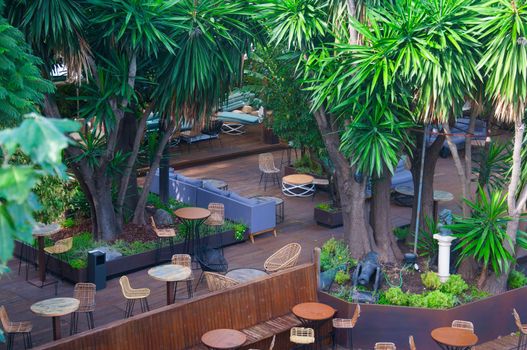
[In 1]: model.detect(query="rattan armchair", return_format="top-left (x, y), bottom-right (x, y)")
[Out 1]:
top-left (374, 342), bottom-right (396, 350)
top-left (150, 216), bottom-right (176, 262)
top-left (258, 153), bottom-right (280, 191)
top-left (290, 327), bottom-right (315, 345)
top-left (264, 243), bottom-right (301, 273)
top-left (70, 282), bottom-right (96, 335)
top-left (44, 236), bottom-right (73, 281)
top-left (204, 271), bottom-right (238, 292)
top-left (513, 309), bottom-right (527, 350)
top-left (451, 320), bottom-right (474, 332)
top-left (171, 254), bottom-right (193, 300)
top-left (409, 335), bottom-right (416, 350)
top-left (119, 276), bottom-right (150, 318)
top-left (0, 306), bottom-right (32, 350)
top-left (332, 304), bottom-right (360, 349)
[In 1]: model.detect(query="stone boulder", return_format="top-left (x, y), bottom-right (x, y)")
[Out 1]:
top-left (154, 208), bottom-right (174, 226)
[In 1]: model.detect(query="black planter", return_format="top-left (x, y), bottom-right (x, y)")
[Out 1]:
top-left (314, 207), bottom-right (343, 228)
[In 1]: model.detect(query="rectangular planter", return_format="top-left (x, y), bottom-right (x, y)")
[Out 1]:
top-left (318, 286), bottom-right (527, 349)
top-left (314, 207), bottom-right (343, 228)
top-left (262, 127), bottom-right (279, 144)
top-left (14, 229), bottom-right (245, 284)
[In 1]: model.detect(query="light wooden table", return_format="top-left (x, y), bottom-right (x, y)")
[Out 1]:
top-left (431, 327), bottom-right (478, 350)
top-left (282, 174), bottom-right (315, 197)
top-left (201, 328), bottom-right (247, 349)
top-left (148, 264), bottom-right (192, 305)
top-left (31, 297), bottom-right (79, 340)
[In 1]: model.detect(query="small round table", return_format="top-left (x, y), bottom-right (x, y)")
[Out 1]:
top-left (282, 174), bottom-right (315, 197)
top-left (225, 268), bottom-right (269, 283)
top-left (431, 327), bottom-right (478, 350)
top-left (249, 196), bottom-right (284, 223)
top-left (28, 223), bottom-right (61, 291)
top-left (202, 178), bottom-right (228, 191)
top-left (31, 297), bottom-right (79, 340)
top-left (202, 328), bottom-right (247, 349)
top-left (174, 207), bottom-right (211, 259)
top-left (292, 302), bottom-right (336, 349)
top-left (394, 185), bottom-right (454, 222)
top-left (148, 264), bottom-right (192, 305)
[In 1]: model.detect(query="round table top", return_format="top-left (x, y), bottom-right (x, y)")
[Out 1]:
top-left (32, 223), bottom-right (61, 237)
top-left (148, 264), bottom-right (191, 282)
top-left (225, 268), bottom-right (269, 283)
top-left (431, 327), bottom-right (478, 347)
top-left (283, 174), bottom-right (315, 185)
top-left (174, 207), bottom-right (211, 220)
top-left (30, 297), bottom-right (80, 317)
top-left (292, 302), bottom-right (336, 321)
top-left (201, 328), bottom-right (247, 349)
top-left (202, 178), bottom-right (228, 188)
top-left (395, 185), bottom-right (454, 202)
top-left (249, 195), bottom-right (284, 205)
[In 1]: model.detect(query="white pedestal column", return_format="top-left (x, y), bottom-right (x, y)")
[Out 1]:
top-left (433, 234), bottom-right (456, 282)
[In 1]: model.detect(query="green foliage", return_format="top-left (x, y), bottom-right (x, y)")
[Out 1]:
top-left (334, 269), bottom-right (350, 285)
top-left (463, 286), bottom-right (491, 303)
top-left (393, 226), bottom-right (409, 240)
top-left (508, 270), bottom-right (527, 290)
top-left (34, 176), bottom-right (75, 224)
top-left (473, 140), bottom-right (511, 191)
top-left (320, 238), bottom-right (356, 272)
top-left (383, 287), bottom-right (408, 306)
top-left (61, 217), bottom-right (76, 229)
top-left (315, 202), bottom-right (338, 213)
top-left (147, 193), bottom-right (188, 217)
top-left (423, 290), bottom-right (456, 309)
top-left (111, 239), bottom-right (156, 256)
top-left (440, 275), bottom-right (468, 296)
top-left (233, 223), bottom-right (247, 241)
top-left (293, 154), bottom-right (323, 176)
top-left (421, 271), bottom-right (441, 290)
top-left (448, 188), bottom-right (525, 276)
top-left (69, 258), bottom-right (88, 270)
top-left (67, 181), bottom-right (91, 218)
top-left (407, 293), bottom-right (427, 308)
top-left (415, 216), bottom-right (439, 259)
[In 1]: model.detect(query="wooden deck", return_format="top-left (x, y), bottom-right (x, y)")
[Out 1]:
top-left (0, 149), bottom-right (517, 349)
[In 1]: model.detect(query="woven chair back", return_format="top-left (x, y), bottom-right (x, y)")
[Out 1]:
top-left (259, 153), bottom-right (278, 173)
top-left (374, 342), bottom-right (396, 350)
top-left (513, 309), bottom-right (527, 334)
top-left (0, 306), bottom-right (10, 330)
top-left (73, 283), bottom-right (96, 312)
top-left (171, 254), bottom-right (191, 269)
top-left (290, 327), bottom-right (315, 344)
top-left (351, 304), bottom-right (361, 326)
top-left (56, 237), bottom-right (73, 251)
top-left (204, 272), bottom-right (238, 292)
top-left (409, 335), bottom-right (416, 350)
top-left (119, 276), bottom-right (134, 298)
top-left (264, 243), bottom-right (301, 272)
top-left (206, 203), bottom-right (225, 226)
top-left (451, 320), bottom-right (474, 332)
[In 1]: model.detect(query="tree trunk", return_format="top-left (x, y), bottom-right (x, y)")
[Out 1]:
top-left (371, 168), bottom-right (402, 262)
top-left (443, 123), bottom-right (470, 216)
top-left (93, 183), bottom-right (119, 241)
top-left (313, 108), bottom-right (374, 259)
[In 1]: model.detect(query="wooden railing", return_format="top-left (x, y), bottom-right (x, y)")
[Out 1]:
top-left (36, 263), bottom-right (318, 350)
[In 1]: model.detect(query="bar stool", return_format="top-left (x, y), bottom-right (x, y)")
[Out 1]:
top-left (204, 203), bottom-right (225, 253)
top-left (44, 237), bottom-right (73, 281)
top-left (290, 327), bottom-right (315, 349)
top-left (119, 276), bottom-right (150, 318)
top-left (332, 304), bottom-right (360, 349)
top-left (0, 306), bottom-right (33, 350)
top-left (171, 254), bottom-right (193, 300)
top-left (70, 283), bottom-right (96, 335)
top-left (150, 217), bottom-right (176, 262)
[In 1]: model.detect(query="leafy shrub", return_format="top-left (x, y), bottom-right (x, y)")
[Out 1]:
top-left (68, 182), bottom-right (91, 218)
top-left (423, 290), bottom-right (455, 309)
top-left (293, 154), bottom-right (323, 176)
top-left (112, 240), bottom-right (156, 256)
top-left (320, 238), bottom-right (356, 272)
top-left (315, 202), bottom-right (338, 213)
top-left (415, 216), bottom-right (439, 259)
top-left (393, 226), bottom-right (409, 240)
top-left (62, 217), bottom-right (76, 228)
top-left (508, 270), bottom-right (527, 290)
top-left (334, 270), bottom-right (350, 285)
top-left (407, 293), bottom-right (427, 308)
top-left (147, 193), bottom-right (187, 216)
top-left (70, 258), bottom-right (88, 269)
top-left (383, 287), bottom-right (408, 306)
top-left (421, 271), bottom-right (441, 290)
top-left (440, 274), bottom-right (468, 295)
top-left (34, 176), bottom-right (75, 224)
top-left (233, 223), bottom-right (247, 241)
top-left (463, 286), bottom-right (491, 303)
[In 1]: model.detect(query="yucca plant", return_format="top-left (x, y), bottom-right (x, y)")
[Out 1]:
top-left (447, 187), bottom-right (527, 287)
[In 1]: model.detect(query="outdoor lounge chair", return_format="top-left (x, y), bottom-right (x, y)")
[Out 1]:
top-left (264, 243), bottom-right (301, 273)
top-left (216, 110), bottom-right (263, 135)
top-left (204, 271), bottom-right (238, 292)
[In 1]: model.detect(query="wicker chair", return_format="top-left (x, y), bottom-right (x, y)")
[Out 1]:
top-left (248, 335), bottom-right (276, 350)
top-left (44, 236), bottom-right (73, 281)
top-left (0, 306), bottom-right (32, 350)
top-left (409, 335), bottom-right (416, 350)
top-left (205, 203), bottom-right (225, 252)
top-left (150, 216), bottom-right (176, 262)
top-left (451, 320), bottom-right (474, 332)
top-left (513, 309), bottom-right (527, 350)
top-left (171, 254), bottom-right (193, 300)
top-left (70, 283), bottom-right (96, 335)
top-left (332, 304), bottom-right (360, 349)
top-left (264, 243), bottom-right (301, 273)
top-left (119, 276), bottom-right (150, 318)
top-left (374, 342), bottom-right (396, 350)
top-left (258, 153), bottom-right (280, 191)
top-left (290, 327), bottom-right (315, 346)
top-left (204, 271), bottom-right (238, 292)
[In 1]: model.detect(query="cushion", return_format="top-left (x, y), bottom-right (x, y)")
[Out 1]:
top-left (216, 111), bottom-right (259, 124)
top-left (178, 175), bottom-right (202, 187)
top-left (230, 192), bottom-right (257, 206)
top-left (203, 183), bottom-right (229, 197)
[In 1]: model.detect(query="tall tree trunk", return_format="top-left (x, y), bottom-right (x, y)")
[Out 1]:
top-left (314, 108), bottom-right (375, 259)
top-left (443, 123), bottom-right (470, 216)
top-left (371, 168), bottom-right (402, 261)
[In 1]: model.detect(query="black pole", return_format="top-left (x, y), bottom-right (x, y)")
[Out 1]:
top-left (159, 144), bottom-right (169, 204)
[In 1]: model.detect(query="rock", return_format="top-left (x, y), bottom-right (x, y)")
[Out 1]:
top-left (91, 246), bottom-right (122, 262)
top-left (154, 209), bottom-right (174, 226)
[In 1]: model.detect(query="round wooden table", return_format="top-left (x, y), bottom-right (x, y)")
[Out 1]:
top-left (31, 297), bottom-right (79, 340)
top-left (225, 268), bottom-right (269, 283)
top-left (431, 327), bottom-right (478, 350)
top-left (174, 207), bottom-right (211, 259)
top-left (148, 264), bottom-right (192, 305)
top-left (201, 328), bottom-right (247, 349)
top-left (28, 223), bottom-right (61, 291)
top-left (282, 174), bottom-right (315, 197)
top-left (292, 302), bottom-right (336, 349)
top-left (395, 185), bottom-right (454, 222)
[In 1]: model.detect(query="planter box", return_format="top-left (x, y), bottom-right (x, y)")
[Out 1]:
top-left (314, 207), bottom-right (343, 228)
top-left (261, 127), bottom-right (279, 144)
top-left (318, 287), bottom-right (527, 349)
top-left (14, 229), bottom-right (245, 284)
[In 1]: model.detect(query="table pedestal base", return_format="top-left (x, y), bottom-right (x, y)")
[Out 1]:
top-left (52, 316), bottom-right (61, 340)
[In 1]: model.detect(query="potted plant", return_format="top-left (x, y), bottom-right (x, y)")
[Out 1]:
top-left (314, 202), bottom-right (343, 228)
